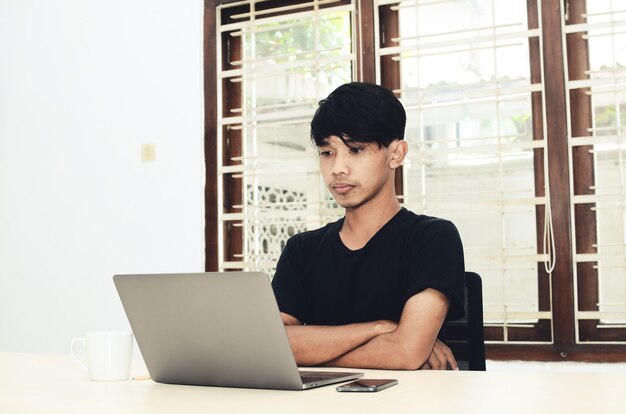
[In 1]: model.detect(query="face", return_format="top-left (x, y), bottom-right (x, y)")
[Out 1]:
top-left (318, 136), bottom-right (397, 210)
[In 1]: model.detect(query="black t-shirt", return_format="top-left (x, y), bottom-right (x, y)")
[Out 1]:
top-left (271, 208), bottom-right (465, 325)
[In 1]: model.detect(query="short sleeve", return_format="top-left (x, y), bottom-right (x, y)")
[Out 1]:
top-left (404, 219), bottom-right (465, 321)
top-left (271, 236), bottom-right (308, 323)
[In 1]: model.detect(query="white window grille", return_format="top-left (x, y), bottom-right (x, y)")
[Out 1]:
top-left (214, 0), bottom-right (626, 346)
top-left (374, 0), bottom-right (553, 340)
top-left (217, 0), bottom-right (355, 275)
top-left (565, 0), bottom-right (626, 338)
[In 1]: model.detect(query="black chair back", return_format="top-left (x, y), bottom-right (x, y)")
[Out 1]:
top-left (446, 271), bottom-right (486, 371)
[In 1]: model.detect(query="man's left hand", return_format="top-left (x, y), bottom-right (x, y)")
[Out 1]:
top-left (419, 339), bottom-right (458, 370)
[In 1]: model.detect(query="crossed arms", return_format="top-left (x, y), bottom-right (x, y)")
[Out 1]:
top-left (281, 288), bottom-right (457, 370)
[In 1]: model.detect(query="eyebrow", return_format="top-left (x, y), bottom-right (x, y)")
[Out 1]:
top-left (320, 137), bottom-right (366, 149)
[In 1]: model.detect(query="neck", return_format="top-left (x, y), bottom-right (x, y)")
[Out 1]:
top-left (340, 190), bottom-right (401, 250)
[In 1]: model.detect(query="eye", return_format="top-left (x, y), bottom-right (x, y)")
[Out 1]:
top-left (349, 146), bottom-right (364, 154)
top-left (319, 150), bottom-right (333, 157)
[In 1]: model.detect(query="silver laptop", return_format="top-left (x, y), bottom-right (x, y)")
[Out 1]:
top-left (113, 272), bottom-right (363, 390)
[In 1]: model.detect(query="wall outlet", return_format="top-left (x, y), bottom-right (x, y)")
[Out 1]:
top-left (141, 143), bottom-right (156, 161)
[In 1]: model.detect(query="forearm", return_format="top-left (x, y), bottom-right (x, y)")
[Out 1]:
top-left (325, 289), bottom-right (452, 370)
top-left (285, 321), bottom-right (395, 366)
top-left (324, 329), bottom-right (432, 370)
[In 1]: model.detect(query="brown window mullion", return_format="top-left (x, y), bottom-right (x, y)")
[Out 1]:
top-left (205, 0), bottom-right (219, 272)
top-left (566, 0), bottom-right (601, 342)
top-left (355, 0), bottom-right (376, 83)
top-left (541, 0), bottom-right (576, 348)
top-left (377, 2), bottom-right (403, 197)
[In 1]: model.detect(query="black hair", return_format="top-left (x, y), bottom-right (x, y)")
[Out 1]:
top-left (310, 82), bottom-right (406, 148)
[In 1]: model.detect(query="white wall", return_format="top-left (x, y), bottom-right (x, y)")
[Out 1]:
top-left (0, 0), bottom-right (205, 354)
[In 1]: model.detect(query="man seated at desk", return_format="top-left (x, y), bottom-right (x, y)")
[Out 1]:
top-left (272, 82), bottom-right (465, 371)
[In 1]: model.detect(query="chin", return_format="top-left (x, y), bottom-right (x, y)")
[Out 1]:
top-left (332, 190), bottom-right (374, 210)
top-left (335, 199), bottom-right (365, 210)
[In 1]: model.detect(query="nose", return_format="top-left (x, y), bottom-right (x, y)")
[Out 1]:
top-left (330, 151), bottom-right (350, 176)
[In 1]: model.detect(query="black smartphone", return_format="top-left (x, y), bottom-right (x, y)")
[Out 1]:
top-left (336, 379), bottom-right (398, 392)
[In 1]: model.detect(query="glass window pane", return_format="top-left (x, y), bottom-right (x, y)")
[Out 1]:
top-left (218, 1), bottom-right (354, 275)
top-left (385, 0), bottom-right (543, 331)
top-left (568, 0), bottom-right (626, 332)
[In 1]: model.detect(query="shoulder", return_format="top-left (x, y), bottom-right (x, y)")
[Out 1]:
top-left (397, 209), bottom-right (461, 241)
top-left (397, 210), bottom-right (465, 320)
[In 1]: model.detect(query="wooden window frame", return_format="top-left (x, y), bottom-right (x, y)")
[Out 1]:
top-left (204, 0), bottom-right (626, 361)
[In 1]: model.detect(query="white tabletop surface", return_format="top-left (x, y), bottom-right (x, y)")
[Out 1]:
top-left (1, 352), bottom-right (624, 414)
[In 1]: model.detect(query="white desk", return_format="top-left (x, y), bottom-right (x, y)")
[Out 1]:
top-left (1, 352), bottom-right (623, 414)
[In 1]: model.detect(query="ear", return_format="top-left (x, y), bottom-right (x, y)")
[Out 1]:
top-left (389, 140), bottom-right (408, 169)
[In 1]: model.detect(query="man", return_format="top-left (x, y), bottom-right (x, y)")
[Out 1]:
top-left (271, 82), bottom-right (465, 370)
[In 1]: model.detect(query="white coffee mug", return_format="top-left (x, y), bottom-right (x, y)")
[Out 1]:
top-left (70, 331), bottom-right (134, 381)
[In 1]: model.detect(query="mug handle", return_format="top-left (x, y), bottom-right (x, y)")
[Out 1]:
top-left (70, 338), bottom-right (88, 369)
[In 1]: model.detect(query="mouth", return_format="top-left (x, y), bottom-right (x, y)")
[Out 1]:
top-left (331, 182), bottom-right (356, 195)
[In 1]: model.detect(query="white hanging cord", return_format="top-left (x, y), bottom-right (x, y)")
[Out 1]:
top-left (538, 0), bottom-right (556, 276)
top-left (543, 196), bottom-right (557, 274)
